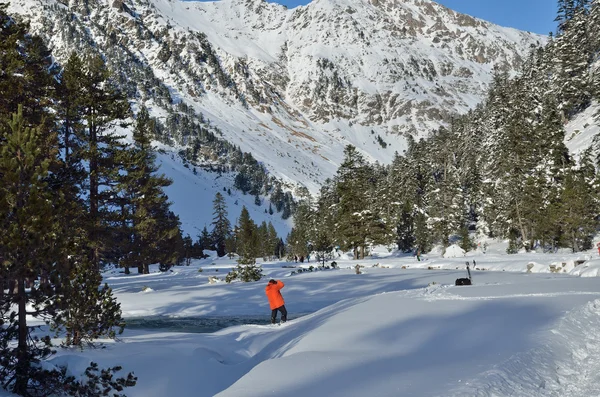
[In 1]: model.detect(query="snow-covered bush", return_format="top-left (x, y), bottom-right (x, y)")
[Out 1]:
top-left (225, 263), bottom-right (263, 283)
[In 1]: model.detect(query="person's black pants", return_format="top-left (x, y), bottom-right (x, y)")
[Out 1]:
top-left (271, 305), bottom-right (287, 324)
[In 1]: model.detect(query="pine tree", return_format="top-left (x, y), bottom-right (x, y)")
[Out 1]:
top-left (0, 6), bottom-right (56, 127)
top-left (276, 238), bottom-right (286, 259)
top-left (257, 221), bottom-right (269, 259)
top-left (211, 192), bottom-right (231, 257)
top-left (313, 179), bottom-right (339, 254)
top-left (287, 227), bottom-right (308, 260)
top-left (198, 225), bottom-right (213, 251)
top-left (396, 201), bottom-right (415, 252)
top-left (425, 126), bottom-right (464, 250)
top-left (0, 107), bottom-right (66, 394)
top-left (553, 7), bottom-right (593, 118)
top-left (58, 258), bottom-right (125, 347)
top-left (557, 154), bottom-right (597, 251)
top-left (182, 235), bottom-right (194, 265)
top-left (404, 138), bottom-right (434, 253)
top-left (54, 53), bottom-right (89, 271)
top-left (386, 152), bottom-right (417, 252)
top-left (289, 188), bottom-right (313, 259)
top-left (270, 184), bottom-right (285, 212)
top-left (57, 52), bottom-right (86, 169)
top-left (119, 106), bottom-right (181, 274)
top-left (555, 0), bottom-right (577, 32)
top-left (367, 163), bottom-right (395, 248)
top-left (78, 54), bottom-right (130, 268)
top-left (335, 145), bottom-right (372, 259)
top-left (236, 206), bottom-right (258, 262)
top-left (266, 222), bottom-right (279, 259)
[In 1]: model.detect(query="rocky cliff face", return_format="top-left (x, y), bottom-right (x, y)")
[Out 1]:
top-left (7, 0), bottom-right (544, 191)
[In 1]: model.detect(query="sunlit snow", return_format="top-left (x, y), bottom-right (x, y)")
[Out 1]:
top-left (6, 241), bottom-right (600, 397)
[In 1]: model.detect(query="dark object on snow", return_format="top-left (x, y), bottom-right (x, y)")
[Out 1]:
top-left (159, 263), bottom-right (172, 272)
top-left (455, 261), bottom-right (473, 286)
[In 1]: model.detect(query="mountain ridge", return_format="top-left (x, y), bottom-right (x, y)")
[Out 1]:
top-left (4, 0), bottom-right (547, 234)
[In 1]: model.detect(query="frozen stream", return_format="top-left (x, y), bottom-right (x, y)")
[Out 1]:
top-left (124, 314), bottom-right (308, 333)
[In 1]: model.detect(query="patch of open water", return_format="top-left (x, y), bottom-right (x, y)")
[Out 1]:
top-left (125, 314), bottom-right (308, 333)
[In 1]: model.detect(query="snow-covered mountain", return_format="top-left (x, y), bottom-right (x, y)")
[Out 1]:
top-left (7, 0), bottom-right (544, 190)
top-left (4, 0), bottom-right (549, 236)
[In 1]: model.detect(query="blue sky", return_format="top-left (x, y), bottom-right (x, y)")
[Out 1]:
top-left (267, 0), bottom-right (557, 35)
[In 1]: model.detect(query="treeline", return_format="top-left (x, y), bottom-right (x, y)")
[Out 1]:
top-left (207, 192), bottom-right (285, 262)
top-left (289, 0), bottom-right (600, 258)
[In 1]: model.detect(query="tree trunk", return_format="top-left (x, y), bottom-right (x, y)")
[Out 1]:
top-left (514, 199), bottom-right (528, 249)
top-left (89, 123), bottom-right (100, 269)
top-left (14, 277), bottom-right (29, 395)
top-left (72, 329), bottom-right (81, 347)
top-left (9, 279), bottom-right (17, 295)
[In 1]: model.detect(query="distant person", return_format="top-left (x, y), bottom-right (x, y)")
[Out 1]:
top-left (265, 279), bottom-right (287, 324)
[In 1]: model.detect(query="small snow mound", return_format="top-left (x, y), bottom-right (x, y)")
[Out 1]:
top-left (554, 260), bottom-right (575, 273)
top-left (526, 261), bottom-right (552, 273)
top-left (570, 259), bottom-right (600, 277)
top-left (141, 286), bottom-right (154, 293)
top-left (442, 244), bottom-right (465, 258)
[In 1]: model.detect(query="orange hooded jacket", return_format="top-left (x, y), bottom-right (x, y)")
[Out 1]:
top-left (265, 280), bottom-right (285, 310)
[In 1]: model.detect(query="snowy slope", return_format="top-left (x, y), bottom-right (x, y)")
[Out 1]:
top-left (155, 148), bottom-right (293, 238)
top-left (6, 0), bottom-right (544, 194)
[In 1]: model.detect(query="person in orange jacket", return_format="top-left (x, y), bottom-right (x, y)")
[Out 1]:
top-left (265, 279), bottom-right (287, 324)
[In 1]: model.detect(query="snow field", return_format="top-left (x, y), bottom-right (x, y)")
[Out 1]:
top-left (33, 245), bottom-right (600, 397)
